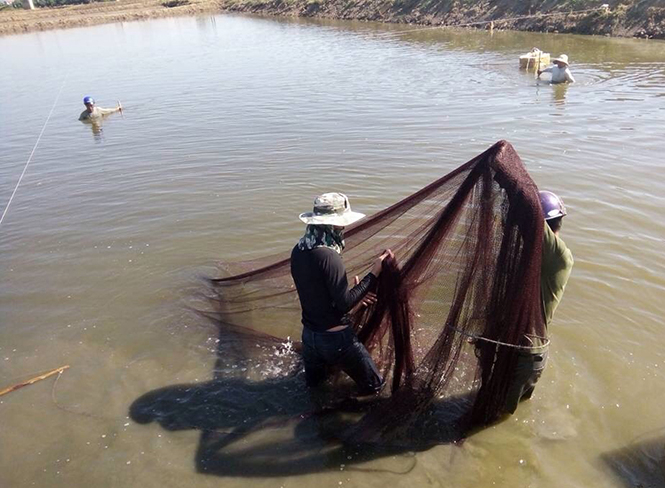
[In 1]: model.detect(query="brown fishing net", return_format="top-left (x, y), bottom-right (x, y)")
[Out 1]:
top-left (207, 140), bottom-right (545, 444)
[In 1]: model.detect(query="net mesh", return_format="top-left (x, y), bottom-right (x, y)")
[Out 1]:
top-left (206, 140), bottom-right (544, 443)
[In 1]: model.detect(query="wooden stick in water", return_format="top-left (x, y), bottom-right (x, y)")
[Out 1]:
top-left (0, 365), bottom-right (69, 397)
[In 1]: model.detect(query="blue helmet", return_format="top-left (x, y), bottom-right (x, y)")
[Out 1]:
top-left (83, 96), bottom-right (95, 105)
top-left (539, 191), bottom-right (567, 220)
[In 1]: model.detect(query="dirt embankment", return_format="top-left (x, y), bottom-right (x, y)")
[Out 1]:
top-left (1, 0), bottom-right (664, 39)
top-left (221, 0), bottom-right (665, 39)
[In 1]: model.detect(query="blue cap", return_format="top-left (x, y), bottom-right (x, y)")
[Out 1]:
top-left (83, 96), bottom-right (95, 105)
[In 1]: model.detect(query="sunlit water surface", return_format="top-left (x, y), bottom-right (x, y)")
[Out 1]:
top-left (1, 14), bottom-right (664, 488)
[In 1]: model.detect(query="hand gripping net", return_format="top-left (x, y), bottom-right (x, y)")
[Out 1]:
top-left (208, 140), bottom-right (545, 443)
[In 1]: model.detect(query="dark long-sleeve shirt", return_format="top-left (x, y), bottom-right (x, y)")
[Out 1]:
top-left (290, 245), bottom-right (376, 332)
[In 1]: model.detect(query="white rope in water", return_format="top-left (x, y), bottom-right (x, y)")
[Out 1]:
top-left (373, 6), bottom-right (607, 37)
top-left (447, 325), bottom-right (550, 351)
top-left (0, 73), bottom-right (68, 227)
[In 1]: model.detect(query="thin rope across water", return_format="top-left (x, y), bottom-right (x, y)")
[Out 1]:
top-left (446, 325), bottom-right (550, 351)
top-left (51, 368), bottom-right (120, 421)
top-left (0, 72), bottom-right (68, 227)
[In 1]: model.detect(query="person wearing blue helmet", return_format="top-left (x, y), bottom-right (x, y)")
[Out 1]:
top-left (79, 95), bottom-right (122, 121)
top-left (538, 191), bottom-right (574, 325)
top-left (502, 190), bottom-right (574, 415)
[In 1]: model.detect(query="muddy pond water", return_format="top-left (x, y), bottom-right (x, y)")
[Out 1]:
top-left (1, 14), bottom-right (664, 488)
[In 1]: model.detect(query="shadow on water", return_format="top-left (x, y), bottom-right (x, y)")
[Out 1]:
top-left (601, 433), bottom-right (665, 488)
top-left (129, 319), bottom-right (476, 477)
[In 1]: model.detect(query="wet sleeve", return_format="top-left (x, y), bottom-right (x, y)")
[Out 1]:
top-left (98, 107), bottom-right (119, 115)
top-left (542, 224), bottom-right (557, 258)
top-left (543, 225), bottom-right (574, 273)
top-left (561, 247), bottom-right (574, 273)
top-left (565, 68), bottom-right (576, 83)
top-left (541, 67), bottom-right (554, 74)
top-left (553, 247), bottom-right (574, 303)
top-left (320, 250), bottom-right (376, 313)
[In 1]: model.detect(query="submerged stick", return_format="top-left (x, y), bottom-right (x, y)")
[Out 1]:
top-left (0, 365), bottom-right (69, 397)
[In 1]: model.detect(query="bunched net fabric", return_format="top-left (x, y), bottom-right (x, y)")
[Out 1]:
top-left (207, 140), bottom-right (545, 444)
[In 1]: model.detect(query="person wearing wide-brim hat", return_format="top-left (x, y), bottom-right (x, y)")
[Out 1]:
top-left (538, 54), bottom-right (576, 84)
top-left (290, 192), bottom-right (392, 395)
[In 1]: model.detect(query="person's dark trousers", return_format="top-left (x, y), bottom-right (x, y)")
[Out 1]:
top-left (302, 326), bottom-right (384, 395)
top-left (503, 347), bottom-right (549, 414)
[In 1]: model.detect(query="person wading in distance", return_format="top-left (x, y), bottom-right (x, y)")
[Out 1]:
top-left (290, 192), bottom-right (393, 395)
top-left (538, 54), bottom-right (576, 84)
top-left (79, 95), bottom-right (122, 121)
top-left (501, 190), bottom-right (574, 414)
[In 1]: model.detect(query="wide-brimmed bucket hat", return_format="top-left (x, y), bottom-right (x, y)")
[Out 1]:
top-left (299, 192), bottom-right (366, 227)
top-left (552, 54), bottom-right (569, 66)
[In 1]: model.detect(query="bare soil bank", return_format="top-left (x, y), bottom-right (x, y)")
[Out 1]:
top-left (222, 0), bottom-right (665, 39)
top-left (1, 0), bottom-right (663, 39)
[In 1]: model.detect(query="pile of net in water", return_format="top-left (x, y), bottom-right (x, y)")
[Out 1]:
top-left (207, 140), bottom-right (545, 444)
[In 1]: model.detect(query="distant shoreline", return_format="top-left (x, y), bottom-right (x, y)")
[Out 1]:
top-left (0, 0), bottom-right (219, 36)
top-left (1, 0), bottom-right (664, 39)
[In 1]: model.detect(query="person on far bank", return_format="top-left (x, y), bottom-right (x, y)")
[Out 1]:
top-left (501, 190), bottom-right (574, 414)
top-left (538, 54), bottom-right (576, 84)
top-left (290, 192), bottom-right (392, 395)
top-left (79, 96), bottom-right (122, 121)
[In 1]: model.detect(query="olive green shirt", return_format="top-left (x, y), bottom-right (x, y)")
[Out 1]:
top-left (541, 224), bottom-right (574, 326)
top-left (79, 106), bottom-right (120, 121)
